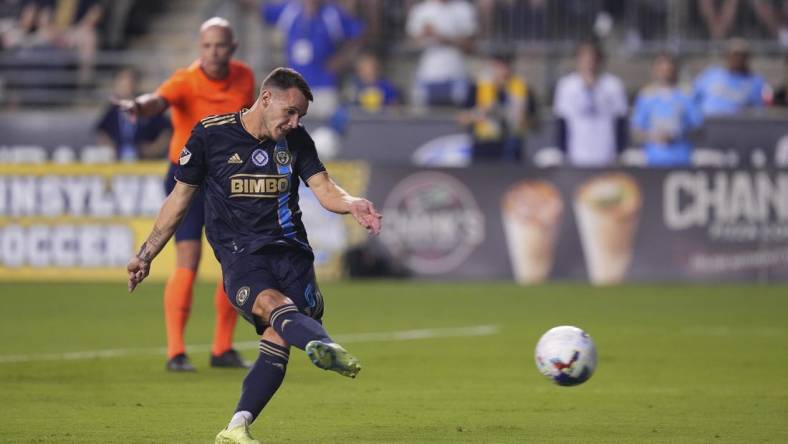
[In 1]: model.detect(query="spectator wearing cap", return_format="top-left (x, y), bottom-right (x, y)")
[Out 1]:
top-left (693, 38), bottom-right (769, 116)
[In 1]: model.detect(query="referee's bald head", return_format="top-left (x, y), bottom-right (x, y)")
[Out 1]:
top-left (200, 17), bottom-right (235, 42)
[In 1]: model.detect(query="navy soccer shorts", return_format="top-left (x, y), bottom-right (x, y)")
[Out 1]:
top-left (222, 246), bottom-right (325, 335)
top-left (164, 162), bottom-right (205, 242)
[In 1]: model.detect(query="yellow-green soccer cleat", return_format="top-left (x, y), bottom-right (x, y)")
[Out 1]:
top-left (215, 425), bottom-right (260, 444)
top-left (305, 341), bottom-right (362, 378)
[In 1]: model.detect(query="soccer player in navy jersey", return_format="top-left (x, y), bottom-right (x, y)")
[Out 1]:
top-left (126, 67), bottom-right (382, 444)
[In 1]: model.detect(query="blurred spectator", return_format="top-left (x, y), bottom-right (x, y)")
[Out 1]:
top-left (457, 50), bottom-right (537, 163)
top-left (693, 38), bottom-right (768, 116)
top-left (0, 0), bottom-right (55, 50)
top-left (698, 0), bottom-right (741, 40)
top-left (262, 0), bottom-right (364, 118)
top-left (350, 51), bottom-right (400, 112)
top-left (750, 0), bottom-right (788, 46)
top-left (406, 0), bottom-right (477, 107)
top-left (772, 55), bottom-right (788, 106)
top-left (553, 41), bottom-right (627, 167)
top-left (95, 68), bottom-right (171, 161)
top-left (2, 0), bottom-right (102, 84)
top-left (43, 0), bottom-right (104, 85)
top-left (631, 54), bottom-right (703, 167)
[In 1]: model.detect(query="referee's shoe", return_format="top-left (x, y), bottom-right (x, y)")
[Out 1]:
top-left (166, 353), bottom-right (196, 372)
top-left (210, 348), bottom-right (250, 369)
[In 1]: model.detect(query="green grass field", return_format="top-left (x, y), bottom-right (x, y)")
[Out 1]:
top-left (1, 281), bottom-right (786, 443)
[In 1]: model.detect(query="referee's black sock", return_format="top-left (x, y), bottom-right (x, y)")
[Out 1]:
top-left (269, 304), bottom-right (331, 349)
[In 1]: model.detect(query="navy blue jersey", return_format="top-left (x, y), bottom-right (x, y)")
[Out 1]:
top-left (174, 112), bottom-right (326, 265)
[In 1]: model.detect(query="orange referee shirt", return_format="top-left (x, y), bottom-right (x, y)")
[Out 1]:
top-left (157, 59), bottom-right (255, 164)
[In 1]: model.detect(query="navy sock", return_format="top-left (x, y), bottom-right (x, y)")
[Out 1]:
top-left (269, 304), bottom-right (331, 350)
top-left (235, 340), bottom-right (289, 421)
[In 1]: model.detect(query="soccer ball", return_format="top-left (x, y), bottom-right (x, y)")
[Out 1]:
top-left (534, 325), bottom-right (597, 386)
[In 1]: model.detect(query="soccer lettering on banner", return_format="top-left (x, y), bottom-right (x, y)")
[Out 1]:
top-left (0, 162), bottom-right (217, 281)
top-left (0, 161), bottom-right (371, 282)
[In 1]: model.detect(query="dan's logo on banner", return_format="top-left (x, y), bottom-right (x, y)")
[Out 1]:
top-left (380, 172), bottom-right (484, 274)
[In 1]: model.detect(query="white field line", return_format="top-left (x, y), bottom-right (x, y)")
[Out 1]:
top-left (0, 324), bottom-right (500, 364)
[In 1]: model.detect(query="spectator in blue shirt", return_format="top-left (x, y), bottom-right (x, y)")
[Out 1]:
top-left (632, 54), bottom-right (703, 167)
top-left (351, 51), bottom-right (399, 112)
top-left (693, 38), bottom-right (768, 116)
top-left (262, 0), bottom-right (363, 118)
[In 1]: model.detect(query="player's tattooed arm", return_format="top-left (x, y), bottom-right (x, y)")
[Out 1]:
top-left (127, 182), bottom-right (197, 291)
top-left (135, 226), bottom-right (164, 263)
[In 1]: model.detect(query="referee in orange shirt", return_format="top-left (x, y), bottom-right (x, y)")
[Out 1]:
top-left (120, 17), bottom-right (255, 371)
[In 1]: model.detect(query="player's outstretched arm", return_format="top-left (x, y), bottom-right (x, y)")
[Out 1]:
top-left (127, 182), bottom-right (198, 292)
top-left (307, 171), bottom-right (382, 235)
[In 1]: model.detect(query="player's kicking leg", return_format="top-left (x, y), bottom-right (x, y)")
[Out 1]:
top-left (215, 329), bottom-right (286, 444)
top-left (259, 290), bottom-right (361, 377)
top-left (215, 289), bottom-right (359, 443)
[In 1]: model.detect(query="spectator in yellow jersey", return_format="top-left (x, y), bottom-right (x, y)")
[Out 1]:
top-left (457, 50), bottom-right (537, 162)
top-left (351, 51), bottom-right (400, 113)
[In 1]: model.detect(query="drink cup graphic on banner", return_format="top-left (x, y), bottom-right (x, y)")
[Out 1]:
top-left (574, 173), bottom-right (642, 285)
top-left (501, 180), bottom-right (564, 284)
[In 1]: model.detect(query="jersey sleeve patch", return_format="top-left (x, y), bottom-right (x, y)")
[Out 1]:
top-left (179, 147), bottom-right (192, 165)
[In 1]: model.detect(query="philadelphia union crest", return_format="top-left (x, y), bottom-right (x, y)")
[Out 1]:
top-left (275, 150), bottom-right (291, 166)
top-left (236, 286), bottom-right (250, 306)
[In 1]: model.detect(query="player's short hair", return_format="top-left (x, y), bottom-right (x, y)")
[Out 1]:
top-left (262, 67), bottom-right (314, 102)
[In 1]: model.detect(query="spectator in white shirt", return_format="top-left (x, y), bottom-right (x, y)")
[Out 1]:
top-left (553, 41), bottom-right (628, 167)
top-left (406, 0), bottom-right (478, 107)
